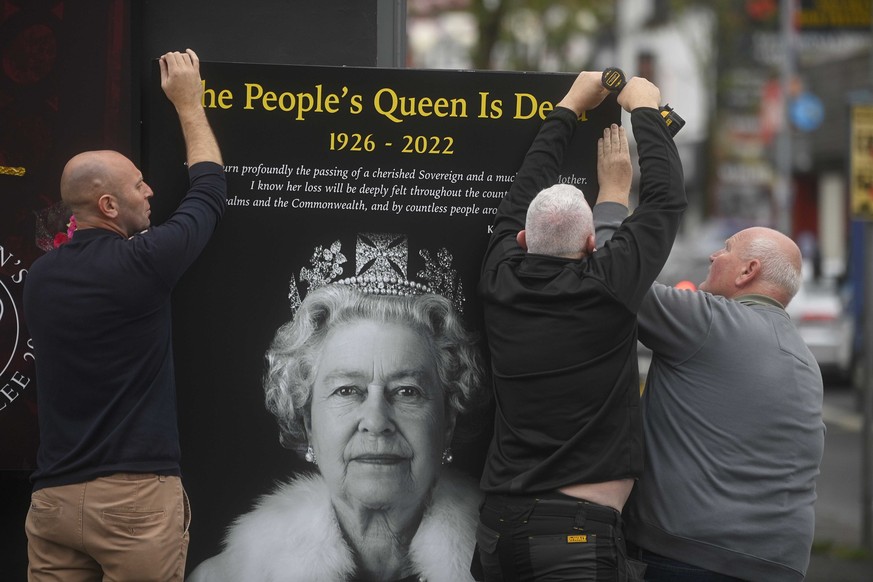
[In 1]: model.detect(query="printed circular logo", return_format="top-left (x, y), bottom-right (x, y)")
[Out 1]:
top-left (0, 280), bottom-right (21, 379)
top-left (0, 243), bottom-right (37, 468)
top-left (0, 244), bottom-right (34, 417)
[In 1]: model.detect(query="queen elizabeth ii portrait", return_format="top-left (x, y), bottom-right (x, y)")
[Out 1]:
top-left (188, 233), bottom-right (486, 582)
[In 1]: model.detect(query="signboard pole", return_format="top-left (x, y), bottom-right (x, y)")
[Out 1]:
top-left (775, 0), bottom-right (796, 234)
top-left (862, 3), bottom-right (873, 550)
top-left (864, 221), bottom-right (873, 551)
top-left (863, 4), bottom-right (873, 548)
top-left (849, 103), bottom-right (873, 548)
top-left (377, 0), bottom-right (407, 68)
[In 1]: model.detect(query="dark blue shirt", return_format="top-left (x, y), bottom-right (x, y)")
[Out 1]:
top-left (23, 162), bottom-right (226, 491)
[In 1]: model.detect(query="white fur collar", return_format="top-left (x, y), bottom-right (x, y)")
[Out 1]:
top-left (187, 469), bottom-right (482, 582)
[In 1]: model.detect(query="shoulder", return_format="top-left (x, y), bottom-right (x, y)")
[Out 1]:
top-left (188, 473), bottom-right (354, 582)
top-left (643, 282), bottom-right (714, 314)
top-left (226, 472), bottom-right (340, 547)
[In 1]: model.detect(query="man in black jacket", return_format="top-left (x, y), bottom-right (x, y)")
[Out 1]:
top-left (475, 71), bottom-right (686, 581)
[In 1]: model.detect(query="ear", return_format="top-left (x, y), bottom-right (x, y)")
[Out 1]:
top-left (735, 258), bottom-right (760, 287)
top-left (97, 194), bottom-right (118, 219)
top-left (583, 233), bottom-right (596, 256)
top-left (516, 230), bottom-right (528, 250)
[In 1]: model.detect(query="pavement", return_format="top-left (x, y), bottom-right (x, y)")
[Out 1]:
top-left (804, 388), bottom-right (873, 581)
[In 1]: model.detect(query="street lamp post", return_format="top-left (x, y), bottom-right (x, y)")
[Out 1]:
top-left (775, 0), bottom-right (795, 235)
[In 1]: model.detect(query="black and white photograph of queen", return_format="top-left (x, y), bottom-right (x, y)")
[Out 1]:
top-left (189, 234), bottom-right (486, 582)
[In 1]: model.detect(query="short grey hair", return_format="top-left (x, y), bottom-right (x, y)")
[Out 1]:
top-left (742, 236), bottom-right (802, 300)
top-left (524, 184), bottom-right (593, 257)
top-left (263, 284), bottom-right (485, 449)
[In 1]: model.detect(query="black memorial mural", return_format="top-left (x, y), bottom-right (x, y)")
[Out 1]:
top-left (144, 62), bottom-right (620, 576)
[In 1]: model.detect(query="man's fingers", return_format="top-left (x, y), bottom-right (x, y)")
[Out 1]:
top-left (159, 55), bottom-right (169, 83)
top-left (612, 126), bottom-right (628, 154)
top-left (600, 124), bottom-right (622, 154)
top-left (163, 51), bottom-right (181, 67)
top-left (161, 50), bottom-right (196, 74)
top-left (185, 48), bottom-right (200, 68)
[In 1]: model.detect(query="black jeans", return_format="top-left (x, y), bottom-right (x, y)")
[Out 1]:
top-left (473, 492), bottom-right (646, 582)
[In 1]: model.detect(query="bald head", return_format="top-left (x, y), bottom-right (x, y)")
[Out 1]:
top-left (737, 227), bottom-right (803, 302)
top-left (700, 226), bottom-right (803, 306)
top-left (59, 150), bottom-right (153, 237)
top-left (60, 150), bottom-right (127, 214)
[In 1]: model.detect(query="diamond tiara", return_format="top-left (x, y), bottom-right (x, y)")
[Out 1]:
top-left (288, 232), bottom-right (465, 315)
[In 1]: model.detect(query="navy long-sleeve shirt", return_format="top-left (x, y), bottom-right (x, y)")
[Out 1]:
top-left (24, 161), bottom-right (226, 491)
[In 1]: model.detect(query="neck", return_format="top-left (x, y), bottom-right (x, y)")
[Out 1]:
top-left (75, 217), bottom-right (128, 238)
top-left (736, 293), bottom-right (785, 309)
top-left (332, 499), bottom-right (424, 580)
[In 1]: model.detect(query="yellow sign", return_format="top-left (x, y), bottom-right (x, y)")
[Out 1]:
top-left (850, 104), bottom-right (873, 221)
top-left (799, 0), bottom-right (872, 30)
top-left (566, 535), bottom-right (588, 543)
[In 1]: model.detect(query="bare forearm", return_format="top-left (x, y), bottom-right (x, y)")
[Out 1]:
top-left (176, 104), bottom-right (222, 167)
top-left (161, 49), bottom-right (223, 167)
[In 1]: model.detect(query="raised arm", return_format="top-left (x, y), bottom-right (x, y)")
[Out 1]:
top-left (589, 75), bottom-right (687, 311)
top-left (483, 72), bottom-right (610, 269)
top-left (593, 123), bottom-right (632, 248)
top-left (160, 49), bottom-right (223, 167)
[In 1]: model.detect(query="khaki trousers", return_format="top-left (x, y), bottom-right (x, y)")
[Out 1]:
top-left (25, 473), bottom-right (191, 582)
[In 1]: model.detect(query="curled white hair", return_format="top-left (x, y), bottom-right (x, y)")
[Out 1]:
top-left (263, 285), bottom-right (485, 451)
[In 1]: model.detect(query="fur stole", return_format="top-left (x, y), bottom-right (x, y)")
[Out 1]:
top-left (187, 469), bottom-right (482, 582)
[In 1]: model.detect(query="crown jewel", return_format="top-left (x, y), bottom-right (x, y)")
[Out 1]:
top-left (288, 233), bottom-right (464, 314)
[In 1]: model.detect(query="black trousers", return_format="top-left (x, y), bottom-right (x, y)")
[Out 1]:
top-left (473, 492), bottom-right (646, 582)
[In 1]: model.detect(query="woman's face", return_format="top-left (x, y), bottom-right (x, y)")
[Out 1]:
top-left (306, 319), bottom-right (455, 511)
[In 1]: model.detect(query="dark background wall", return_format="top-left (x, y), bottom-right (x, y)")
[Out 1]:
top-left (0, 1), bottom-right (385, 577)
top-left (137, 0), bottom-right (384, 157)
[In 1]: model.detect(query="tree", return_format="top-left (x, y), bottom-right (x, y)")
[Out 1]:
top-left (469, 0), bottom-right (616, 71)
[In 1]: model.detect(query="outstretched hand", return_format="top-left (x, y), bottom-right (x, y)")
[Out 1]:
top-left (160, 49), bottom-right (204, 113)
top-left (596, 124), bottom-right (632, 206)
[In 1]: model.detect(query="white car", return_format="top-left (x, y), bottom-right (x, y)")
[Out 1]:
top-left (786, 278), bottom-right (854, 383)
